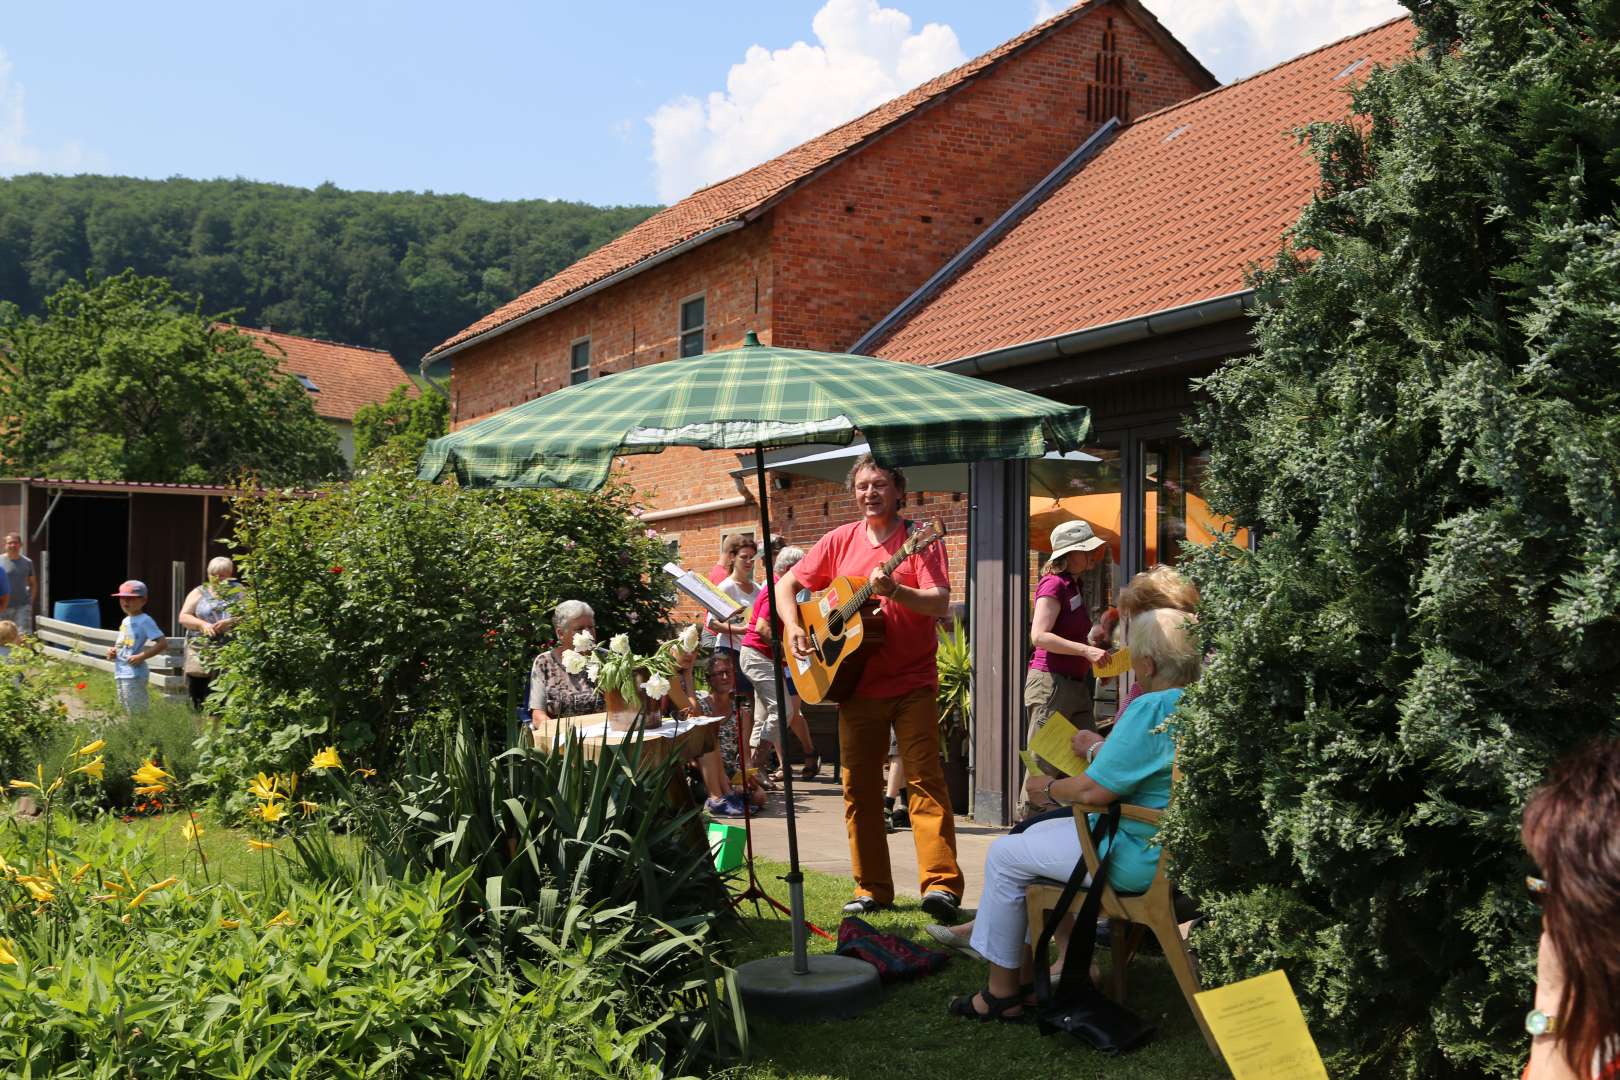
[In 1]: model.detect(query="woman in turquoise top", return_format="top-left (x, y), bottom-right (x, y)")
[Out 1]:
top-left (949, 606), bottom-right (1201, 1023)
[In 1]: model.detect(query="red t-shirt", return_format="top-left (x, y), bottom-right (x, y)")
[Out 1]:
top-left (740, 587), bottom-right (777, 656)
top-left (707, 563), bottom-right (728, 585)
top-left (791, 518), bottom-right (949, 699)
top-left (1028, 573), bottom-right (1093, 679)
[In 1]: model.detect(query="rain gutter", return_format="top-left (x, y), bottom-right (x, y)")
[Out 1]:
top-left (639, 494), bottom-right (751, 523)
top-left (934, 289), bottom-right (1256, 378)
top-left (418, 220), bottom-right (750, 380)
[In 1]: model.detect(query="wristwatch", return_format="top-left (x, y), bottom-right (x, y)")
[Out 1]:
top-left (1525, 1009), bottom-right (1560, 1038)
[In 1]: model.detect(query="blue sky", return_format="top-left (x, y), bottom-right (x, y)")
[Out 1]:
top-left (0, 1), bottom-right (1404, 207)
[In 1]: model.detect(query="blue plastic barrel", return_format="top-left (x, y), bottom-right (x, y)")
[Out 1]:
top-left (53, 599), bottom-right (102, 629)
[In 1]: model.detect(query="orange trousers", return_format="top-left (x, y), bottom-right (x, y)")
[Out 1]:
top-left (838, 687), bottom-right (965, 904)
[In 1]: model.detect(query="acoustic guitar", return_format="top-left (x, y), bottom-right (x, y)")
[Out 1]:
top-left (787, 520), bottom-right (944, 704)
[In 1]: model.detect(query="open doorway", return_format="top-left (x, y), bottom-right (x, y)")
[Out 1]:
top-left (44, 495), bottom-right (130, 629)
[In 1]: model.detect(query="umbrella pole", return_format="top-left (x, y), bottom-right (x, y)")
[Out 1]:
top-left (751, 447), bottom-right (809, 975)
top-left (733, 446), bottom-right (878, 1023)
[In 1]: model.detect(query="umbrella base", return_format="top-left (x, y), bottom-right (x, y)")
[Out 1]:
top-left (737, 954), bottom-right (882, 1023)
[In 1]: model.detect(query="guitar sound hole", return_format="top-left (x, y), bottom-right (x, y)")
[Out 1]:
top-left (826, 612), bottom-right (845, 637)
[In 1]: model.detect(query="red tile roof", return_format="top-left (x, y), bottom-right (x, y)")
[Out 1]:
top-left (425, 0), bottom-right (1215, 361)
top-left (230, 326), bottom-right (411, 423)
top-left (869, 17), bottom-right (1419, 367)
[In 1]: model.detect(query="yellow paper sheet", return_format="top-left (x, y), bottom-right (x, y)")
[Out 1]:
top-left (1018, 749), bottom-right (1042, 776)
top-left (1028, 711), bottom-right (1088, 778)
top-left (1195, 970), bottom-right (1329, 1080)
top-left (1092, 646), bottom-right (1132, 678)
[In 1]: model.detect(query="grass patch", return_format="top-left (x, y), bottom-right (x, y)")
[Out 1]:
top-left (730, 859), bottom-right (1225, 1080)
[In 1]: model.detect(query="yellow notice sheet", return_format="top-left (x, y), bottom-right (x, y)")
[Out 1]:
top-left (1019, 749), bottom-right (1042, 776)
top-left (1028, 711), bottom-right (1088, 778)
top-left (1195, 970), bottom-right (1329, 1080)
top-left (1092, 647), bottom-right (1132, 678)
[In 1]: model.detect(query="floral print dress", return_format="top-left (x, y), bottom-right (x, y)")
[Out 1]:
top-left (529, 649), bottom-right (604, 718)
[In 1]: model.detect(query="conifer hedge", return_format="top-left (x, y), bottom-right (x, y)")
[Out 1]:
top-left (1163, 3), bottom-right (1620, 1076)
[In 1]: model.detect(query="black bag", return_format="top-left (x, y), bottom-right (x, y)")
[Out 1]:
top-left (1032, 802), bottom-right (1156, 1054)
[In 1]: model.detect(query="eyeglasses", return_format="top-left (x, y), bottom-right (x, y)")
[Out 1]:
top-left (1526, 876), bottom-right (1550, 904)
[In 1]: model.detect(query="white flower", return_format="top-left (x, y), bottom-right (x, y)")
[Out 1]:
top-left (561, 649), bottom-right (587, 675)
top-left (640, 673), bottom-right (671, 699)
top-left (572, 630), bottom-right (595, 653)
top-left (610, 634), bottom-right (631, 656)
top-left (678, 624), bottom-right (700, 652)
top-left (586, 658), bottom-right (602, 682)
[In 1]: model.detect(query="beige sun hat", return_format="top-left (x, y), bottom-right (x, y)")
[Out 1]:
top-left (1049, 519), bottom-right (1107, 562)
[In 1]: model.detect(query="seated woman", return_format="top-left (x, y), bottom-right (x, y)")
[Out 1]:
top-left (529, 599), bottom-right (604, 732)
top-left (688, 650), bottom-right (766, 816)
top-left (948, 606), bottom-right (1201, 1022)
top-left (1521, 738), bottom-right (1620, 1080)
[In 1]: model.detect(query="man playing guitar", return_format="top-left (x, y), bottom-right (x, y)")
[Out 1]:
top-left (776, 454), bottom-right (965, 919)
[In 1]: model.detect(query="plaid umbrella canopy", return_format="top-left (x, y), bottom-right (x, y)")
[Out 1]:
top-left (418, 333), bottom-right (1090, 488)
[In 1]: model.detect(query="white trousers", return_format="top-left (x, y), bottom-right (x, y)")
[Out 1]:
top-left (968, 815), bottom-right (1086, 969)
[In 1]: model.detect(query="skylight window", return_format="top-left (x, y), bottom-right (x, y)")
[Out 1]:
top-left (296, 374), bottom-right (319, 393)
top-left (1334, 57), bottom-right (1369, 81)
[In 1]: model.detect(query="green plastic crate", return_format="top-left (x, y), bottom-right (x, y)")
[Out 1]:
top-left (707, 821), bottom-right (746, 872)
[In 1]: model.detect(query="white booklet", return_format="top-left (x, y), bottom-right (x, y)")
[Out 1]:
top-left (663, 562), bottom-right (747, 622)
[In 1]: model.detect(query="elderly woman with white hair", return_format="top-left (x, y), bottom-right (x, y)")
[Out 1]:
top-left (948, 606), bottom-right (1202, 1023)
top-left (178, 555), bottom-right (244, 711)
top-left (529, 599), bottom-right (605, 730)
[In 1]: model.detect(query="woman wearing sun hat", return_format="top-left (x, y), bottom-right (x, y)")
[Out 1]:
top-left (1024, 519), bottom-right (1111, 756)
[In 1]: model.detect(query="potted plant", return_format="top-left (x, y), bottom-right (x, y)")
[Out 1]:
top-left (935, 618), bottom-right (972, 814)
top-left (561, 624), bottom-right (699, 731)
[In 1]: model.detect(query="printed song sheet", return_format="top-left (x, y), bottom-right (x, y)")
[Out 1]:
top-left (1028, 711), bottom-right (1088, 777)
top-left (1195, 970), bottom-right (1329, 1080)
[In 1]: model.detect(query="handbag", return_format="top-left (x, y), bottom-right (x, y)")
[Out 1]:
top-left (183, 635), bottom-right (210, 678)
top-left (1032, 802), bottom-right (1157, 1054)
top-left (835, 916), bottom-right (950, 983)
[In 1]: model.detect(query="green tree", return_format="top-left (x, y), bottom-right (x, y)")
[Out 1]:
top-left (352, 382), bottom-right (450, 465)
top-left (1164, 3), bottom-right (1620, 1077)
top-left (0, 271), bottom-right (346, 485)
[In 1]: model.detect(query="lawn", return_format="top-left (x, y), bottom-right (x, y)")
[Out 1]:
top-left (731, 859), bottom-right (1226, 1080)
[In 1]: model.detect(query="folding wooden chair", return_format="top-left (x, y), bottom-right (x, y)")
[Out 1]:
top-left (1024, 769), bottom-right (1217, 1055)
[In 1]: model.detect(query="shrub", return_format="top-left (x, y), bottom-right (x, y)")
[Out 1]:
top-left (196, 461), bottom-right (673, 805)
top-left (0, 652), bottom-right (66, 781)
top-left (1163, 4), bottom-right (1620, 1077)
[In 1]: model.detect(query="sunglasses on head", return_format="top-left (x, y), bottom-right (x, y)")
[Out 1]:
top-left (1526, 875), bottom-right (1550, 904)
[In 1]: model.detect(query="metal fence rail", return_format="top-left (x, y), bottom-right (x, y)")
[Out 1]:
top-left (33, 615), bottom-right (188, 693)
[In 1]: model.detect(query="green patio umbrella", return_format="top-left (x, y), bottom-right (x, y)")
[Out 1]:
top-left (419, 331), bottom-right (1089, 1014)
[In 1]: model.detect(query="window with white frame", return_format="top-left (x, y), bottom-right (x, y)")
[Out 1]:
top-left (679, 296), bottom-right (705, 358)
top-left (570, 338), bottom-right (590, 385)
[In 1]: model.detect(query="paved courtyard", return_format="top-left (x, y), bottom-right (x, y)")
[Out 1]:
top-left (730, 771), bottom-right (1007, 908)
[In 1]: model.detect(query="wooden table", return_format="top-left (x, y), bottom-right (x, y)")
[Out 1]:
top-left (528, 712), bottom-right (719, 768)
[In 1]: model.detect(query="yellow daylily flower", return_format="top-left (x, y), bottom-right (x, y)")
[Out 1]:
top-left (44, 776), bottom-right (63, 797)
top-left (247, 772), bottom-right (284, 802)
top-left (71, 862), bottom-right (93, 884)
top-left (283, 772), bottom-right (299, 795)
top-left (16, 876), bottom-right (54, 903)
top-left (351, 767), bottom-right (377, 779)
top-left (0, 938), bottom-right (15, 965)
top-left (247, 838), bottom-right (276, 851)
top-left (266, 909), bottom-right (294, 927)
top-left (219, 918), bottom-right (241, 930)
top-left (296, 800), bottom-right (320, 817)
top-left (7, 779), bottom-right (39, 792)
top-left (181, 819), bottom-right (203, 843)
top-left (131, 759), bottom-right (172, 788)
top-left (308, 747), bottom-right (342, 771)
top-left (257, 801), bottom-right (286, 824)
top-left (89, 893), bottom-right (119, 903)
top-left (75, 739), bottom-right (106, 757)
top-left (127, 876), bottom-right (179, 909)
top-left (103, 878), bottom-right (128, 895)
top-left (73, 756), bottom-right (106, 782)
top-left (133, 784), bottom-right (167, 797)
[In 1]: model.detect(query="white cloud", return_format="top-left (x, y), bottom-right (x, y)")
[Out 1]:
top-left (1031, 0), bottom-right (1066, 25)
top-left (0, 48), bottom-right (96, 174)
top-left (1145, 1), bottom-right (1408, 83)
top-left (647, 0), bottom-right (966, 203)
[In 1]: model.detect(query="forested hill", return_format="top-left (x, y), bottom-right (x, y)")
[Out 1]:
top-left (0, 174), bottom-right (660, 365)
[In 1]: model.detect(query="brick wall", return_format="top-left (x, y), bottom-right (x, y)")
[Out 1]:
top-left (448, 225), bottom-right (773, 424)
top-left (769, 7), bottom-right (1209, 352)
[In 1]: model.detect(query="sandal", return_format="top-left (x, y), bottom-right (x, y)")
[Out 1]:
top-left (947, 986), bottom-right (1029, 1024)
top-left (800, 753), bottom-right (822, 780)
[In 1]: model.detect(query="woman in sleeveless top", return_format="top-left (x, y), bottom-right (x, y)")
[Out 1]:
top-left (178, 556), bottom-right (243, 712)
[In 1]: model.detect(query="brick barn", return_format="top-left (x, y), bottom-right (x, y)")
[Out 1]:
top-left (425, 0), bottom-right (1217, 602)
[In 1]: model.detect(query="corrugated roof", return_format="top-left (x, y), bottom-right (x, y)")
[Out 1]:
top-left (229, 326), bottom-right (412, 423)
top-left (425, 0), bottom-right (1215, 361)
top-left (869, 16), bottom-right (1418, 367)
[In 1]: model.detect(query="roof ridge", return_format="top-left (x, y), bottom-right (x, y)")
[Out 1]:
top-left (223, 322), bottom-right (399, 359)
top-left (1131, 13), bottom-right (1414, 128)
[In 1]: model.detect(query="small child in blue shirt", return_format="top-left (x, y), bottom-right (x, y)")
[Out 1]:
top-left (106, 580), bottom-right (165, 715)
